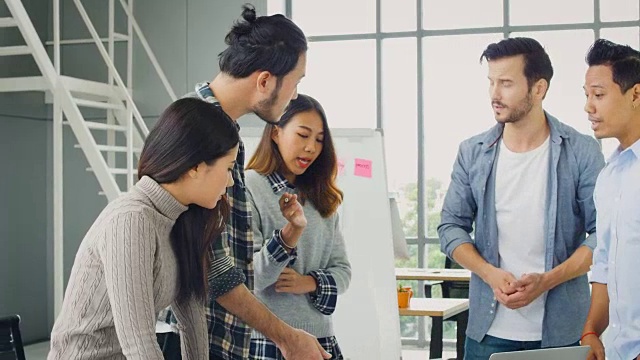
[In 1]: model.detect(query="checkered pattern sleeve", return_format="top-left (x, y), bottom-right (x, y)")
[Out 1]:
top-left (307, 269), bottom-right (338, 315)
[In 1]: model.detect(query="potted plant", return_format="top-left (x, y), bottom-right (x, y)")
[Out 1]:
top-left (397, 285), bottom-right (413, 308)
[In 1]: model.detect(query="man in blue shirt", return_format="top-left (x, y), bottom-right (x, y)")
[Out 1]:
top-left (438, 37), bottom-right (605, 360)
top-left (580, 39), bottom-right (640, 360)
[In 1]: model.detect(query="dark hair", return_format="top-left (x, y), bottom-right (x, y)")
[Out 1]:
top-left (138, 98), bottom-right (239, 303)
top-left (219, 4), bottom-right (307, 80)
top-left (246, 94), bottom-right (343, 217)
top-left (586, 38), bottom-right (640, 93)
top-left (481, 37), bottom-right (554, 93)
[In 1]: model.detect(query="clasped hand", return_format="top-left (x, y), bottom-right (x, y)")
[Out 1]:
top-left (489, 269), bottom-right (547, 310)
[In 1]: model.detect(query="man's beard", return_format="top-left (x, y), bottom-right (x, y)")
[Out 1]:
top-left (253, 79), bottom-right (284, 125)
top-left (494, 91), bottom-right (533, 124)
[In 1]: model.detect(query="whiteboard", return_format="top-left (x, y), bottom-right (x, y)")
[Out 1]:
top-left (240, 127), bottom-right (402, 360)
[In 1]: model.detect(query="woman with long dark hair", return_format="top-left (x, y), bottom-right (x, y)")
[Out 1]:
top-left (48, 97), bottom-right (239, 360)
top-left (245, 94), bottom-right (351, 359)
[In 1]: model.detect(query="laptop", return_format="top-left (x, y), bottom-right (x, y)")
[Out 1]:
top-left (489, 345), bottom-right (590, 360)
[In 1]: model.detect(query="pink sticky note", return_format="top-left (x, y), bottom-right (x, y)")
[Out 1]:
top-left (354, 158), bottom-right (372, 178)
top-left (337, 158), bottom-right (345, 176)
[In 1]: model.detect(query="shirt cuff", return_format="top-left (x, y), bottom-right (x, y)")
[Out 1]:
top-left (208, 267), bottom-right (246, 299)
top-left (582, 232), bottom-right (597, 251)
top-left (589, 262), bottom-right (608, 284)
top-left (441, 230), bottom-right (474, 259)
top-left (266, 229), bottom-right (297, 264)
top-left (308, 270), bottom-right (338, 315)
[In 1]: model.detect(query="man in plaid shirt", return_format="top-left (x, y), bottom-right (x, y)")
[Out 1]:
top-left (157, 5), bottom-right (331, 360)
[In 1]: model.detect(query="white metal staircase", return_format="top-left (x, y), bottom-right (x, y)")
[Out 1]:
top-left (1, 0), bottom-right (176, 315)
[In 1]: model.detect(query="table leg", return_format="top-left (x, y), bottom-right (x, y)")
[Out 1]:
top-left (456, 310), bottom-right (469, 360)
top-left (430, 316), bottom-right (443, 359)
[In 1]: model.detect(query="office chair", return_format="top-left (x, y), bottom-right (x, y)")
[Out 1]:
top-left (0, 315), bottom-right (26, 360)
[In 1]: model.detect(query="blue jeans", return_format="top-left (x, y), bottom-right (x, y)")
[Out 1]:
top-left (464, 335), bottom-right (579, 360)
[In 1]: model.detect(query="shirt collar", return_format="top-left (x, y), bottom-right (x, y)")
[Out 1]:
top-left (628, 137), bottom-right (640, 158)
top-left (136, 176), bottom-right (188, 221)
top-left (480, 111), bottom-right (567, 151)
top-left (193, 82), bottom-right (240, 131)
top-left (608, 137), bottom-right (640, 163)
top-left (266, 172), bottom-right (295, 194)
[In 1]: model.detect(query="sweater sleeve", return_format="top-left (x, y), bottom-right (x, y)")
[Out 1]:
top-left (98, 211), bottom-right (164, 360)
top-left (171, 298), bottom-right (208, 359)
top-left (308, 213), bottom-right (352, 315)
top-left (246, 186), bottom-right (297, 291)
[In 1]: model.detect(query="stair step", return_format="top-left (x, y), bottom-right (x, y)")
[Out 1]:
top-left (0, 17), bottom-right (17, 28)
top-left (60, 76), bottom-right (127, 100)
top-left (45, 32), bottom-right (131, 46)
top-left (63, 120), bottom-right (127, 132)
top-left (73, 144), bottom-right (141, 153)
top-left (74, 98), bottom-right (125, 110)
top-left (0, 45), bottom-right (31, 56)
top-left (86, 167), bottom-right (138, 175)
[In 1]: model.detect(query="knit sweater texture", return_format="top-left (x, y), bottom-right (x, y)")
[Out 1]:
top-left (48, 176), bottom-right (208, 359)
top-left (245, 170), bottom-right (351, 339)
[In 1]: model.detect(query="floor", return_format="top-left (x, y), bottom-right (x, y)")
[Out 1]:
top-left (25, 341), bottom-right (457, 359)
top-left (23, 342), bottom-right (50, 359)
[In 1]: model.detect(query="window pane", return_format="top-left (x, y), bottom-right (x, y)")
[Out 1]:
top-left (395, 244), bottom-right (418, 268)
top-left (510, 0), bottom-right (594, 26)
top-left (601, 27), bottom-right (640, 49)
top-left (511, 30), bottom-right (595, 136)
top-left (601, 0), bottom-right (639, 22)
top-left (382, 0), bottom-right (417, 32)
top-left (292, 0), bottom-right (375, 36)
top-left (422, 0), bottom-right (502, 30)
top-left (422, 33), bottom-right (502, 238)
top-left (266, 0), bottom-right (285, 15)
top-left (383, 38), bottom-right (418, 237)
top-left (299, 40), bottom-right (376, 128)
top-left (426, 243), bottom-right (445, 268)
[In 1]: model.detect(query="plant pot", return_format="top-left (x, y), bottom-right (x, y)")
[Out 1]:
top-left (397, 290), bottom-right (412, 308)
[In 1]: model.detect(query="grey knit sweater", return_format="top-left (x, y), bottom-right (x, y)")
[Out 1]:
top-left (245, 170), bottom-right (351, 339)
top-left (48, 176), bottom-right (208, 360)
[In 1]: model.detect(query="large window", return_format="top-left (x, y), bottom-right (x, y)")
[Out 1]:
top-left (268, 0), bottom-right (640, 346)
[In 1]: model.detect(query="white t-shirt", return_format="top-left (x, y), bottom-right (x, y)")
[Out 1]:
top-left (486, 136), bottom-right (550, 341)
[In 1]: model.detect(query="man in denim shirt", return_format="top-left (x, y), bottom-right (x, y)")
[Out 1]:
top-left (438, 37), bottom-right (605, 360)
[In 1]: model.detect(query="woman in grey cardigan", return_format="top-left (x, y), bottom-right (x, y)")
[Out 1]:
top-left (245, 94), bottom-right (352, 360)
top-left (48, 98), bottom-right (239, 360)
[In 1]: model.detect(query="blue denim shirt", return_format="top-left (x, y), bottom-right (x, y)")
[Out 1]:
top-left (438, 113), bottom-right (605, 347)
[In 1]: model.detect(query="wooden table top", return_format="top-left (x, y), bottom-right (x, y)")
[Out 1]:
top-left (399, 298), bottom-right (469, 318)
top-left (395, 268), bottom-right (471, 281)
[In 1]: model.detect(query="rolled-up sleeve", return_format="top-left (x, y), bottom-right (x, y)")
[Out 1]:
top-left (308, 270), bottom-right (338, 316)
top-left (438, 142), bottom-right (477, 259)
top-left (590, 244), bottom-right (608, 284)
top-left (247, 187), bottom-right (297, 291)
top-left (207, 232), bottom-right (245, 299)
top-left (590, 189), bottom-right (609, 285)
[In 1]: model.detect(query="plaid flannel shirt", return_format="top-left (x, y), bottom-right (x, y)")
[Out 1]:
top-left (249, 336), bottom-right (343, 360)
top-left (159, 82), bottom-right (254, 359)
